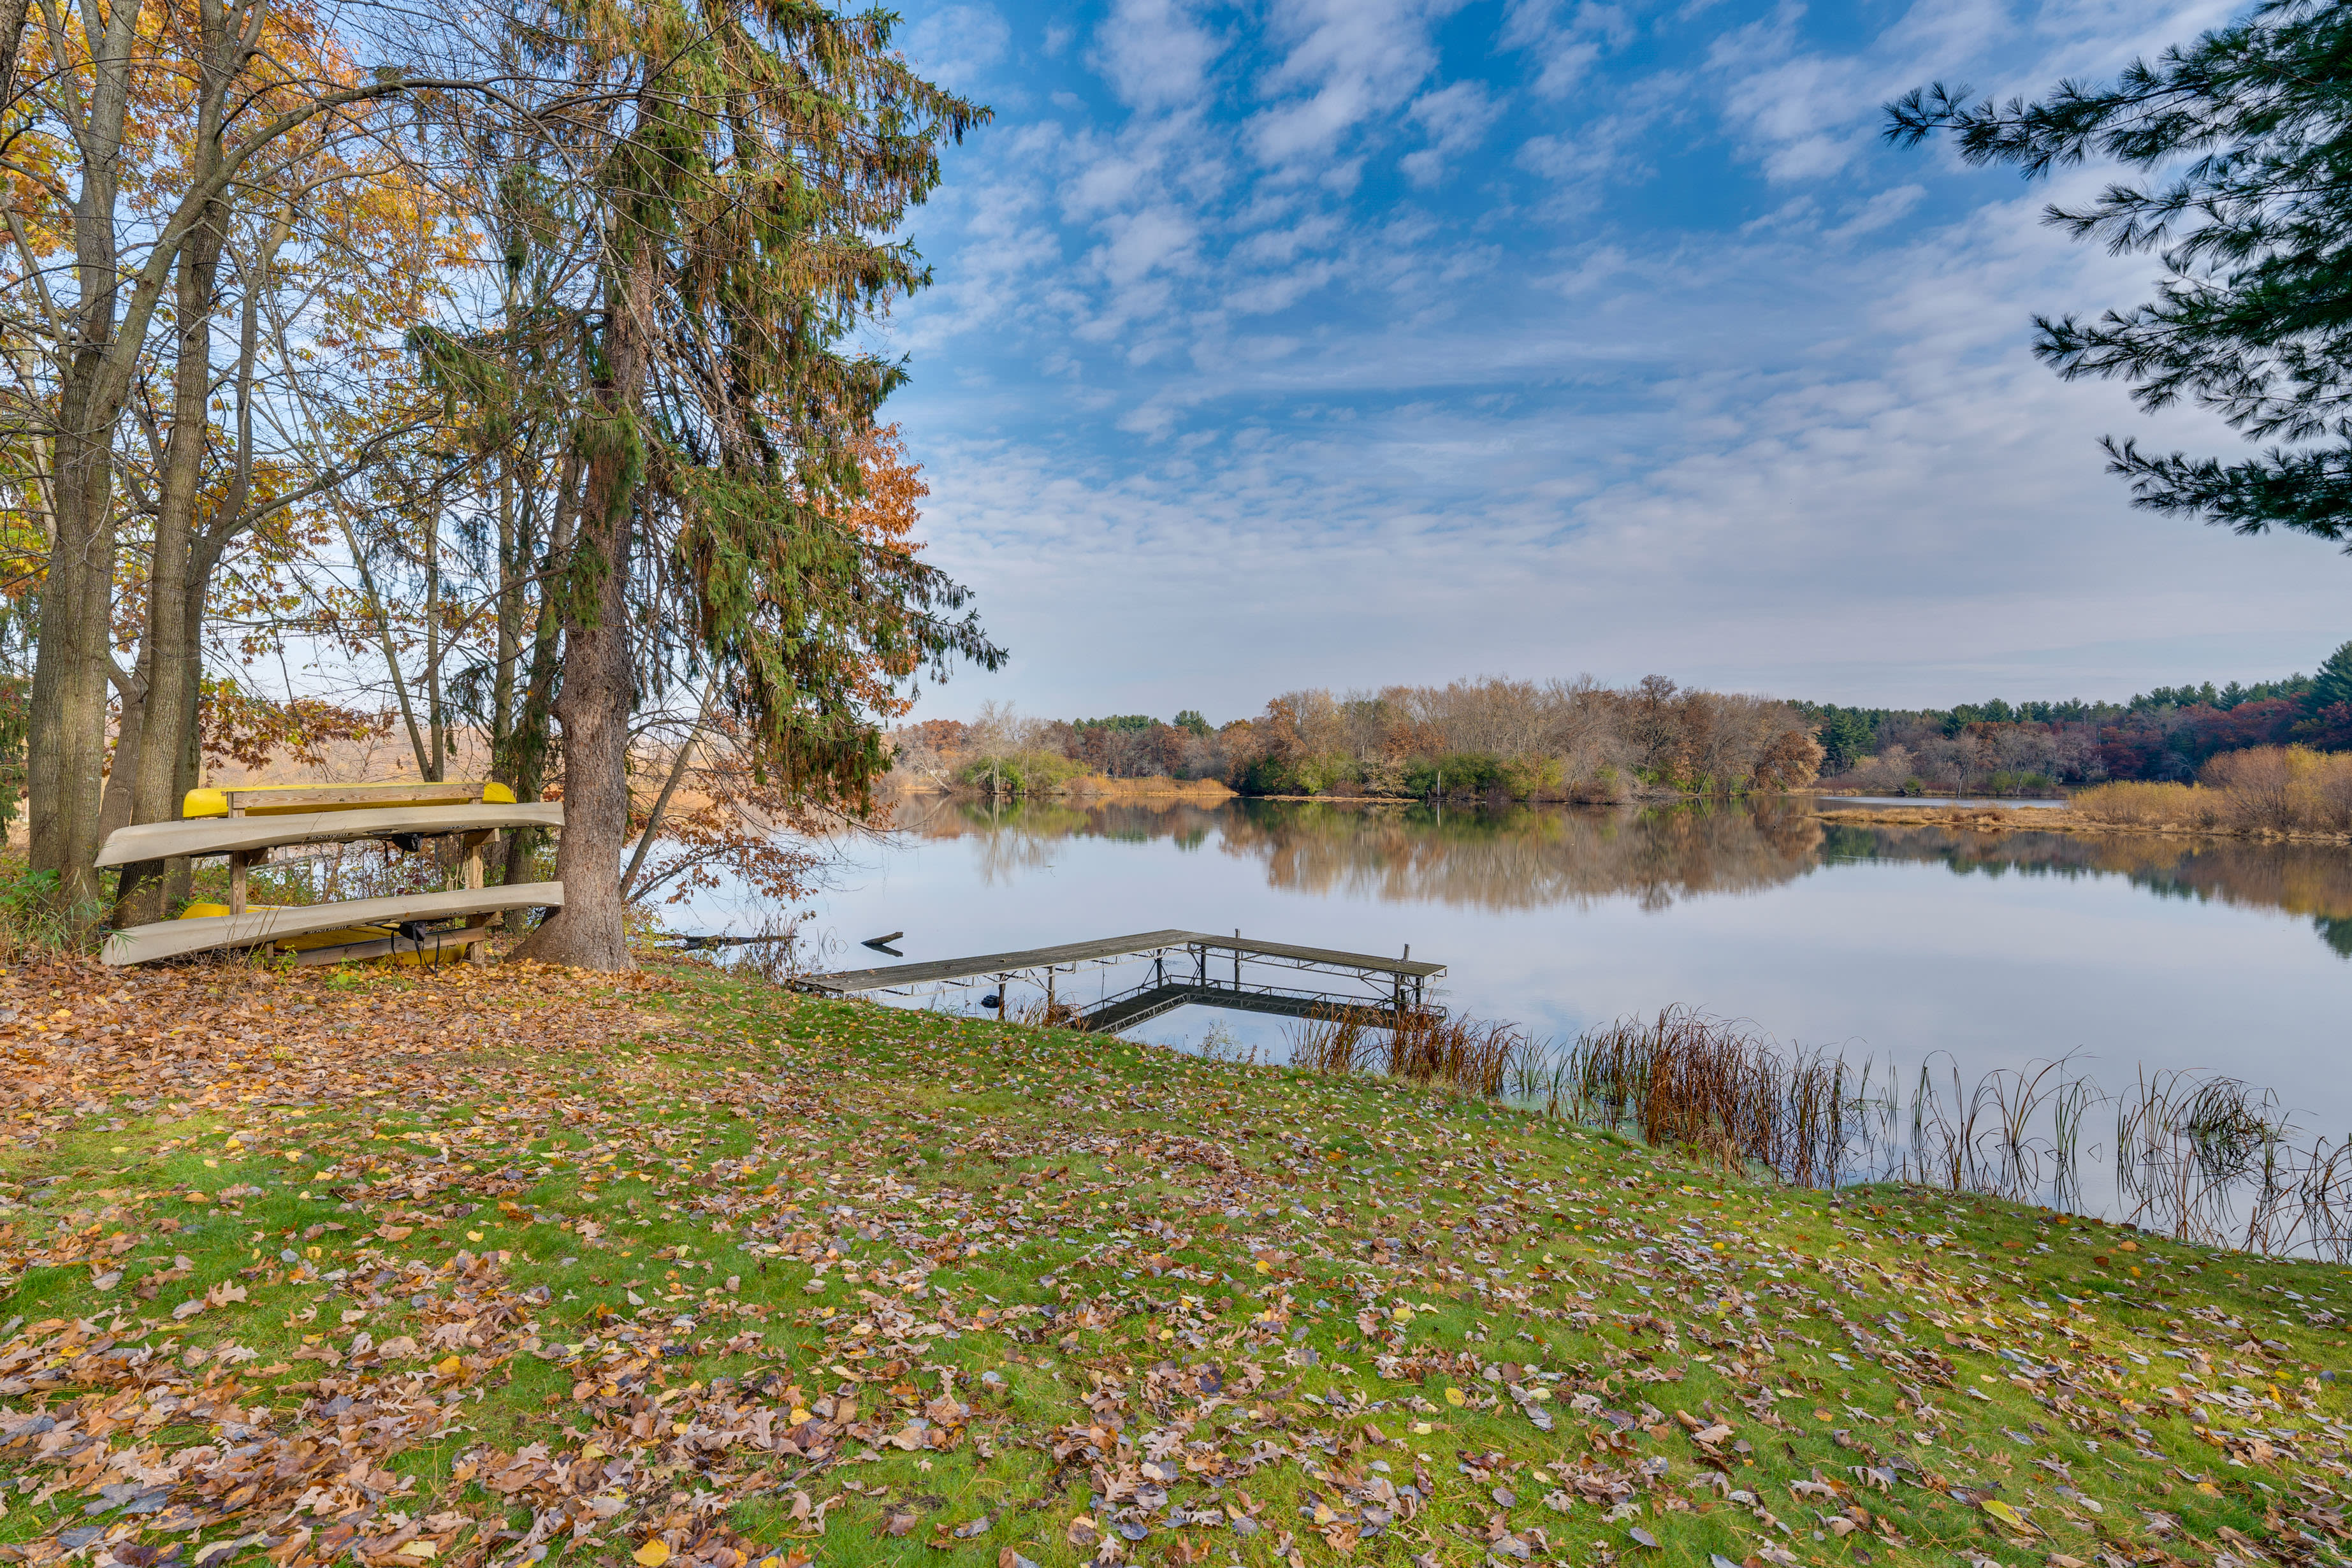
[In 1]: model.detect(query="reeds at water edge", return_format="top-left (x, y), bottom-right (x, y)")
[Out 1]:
top-left (1292, 1008), bottom-right (1528, 1096)
top-left (1294, 996), bottom-right (2352, 1261)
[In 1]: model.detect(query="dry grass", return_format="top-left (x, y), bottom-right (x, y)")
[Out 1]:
top-left (1292, 1007), bottom-right (1529, 1095)
top-left (1532, 1006), bottom-right (1862, 1186)
top-left (2072, 745), bottom-right (2352, 834)
top-left (1058, 774), bottom-right (1235, 798)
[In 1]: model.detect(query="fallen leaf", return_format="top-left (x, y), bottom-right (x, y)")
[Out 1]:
top-left (634, 1542), bottom-right (671, 1568)
top-left (1982, 1500), bottom-right (2036, 1535)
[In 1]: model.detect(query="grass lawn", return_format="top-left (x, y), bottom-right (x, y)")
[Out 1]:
top-left (3, 954), bottom-right (2350, 1568)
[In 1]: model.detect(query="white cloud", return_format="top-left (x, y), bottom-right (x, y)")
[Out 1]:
top-left (869, 0), bottom-right (2349, 717)
top-left (1247, 0), bottom-right (1460, 169)
top-left (903, 4), bottom-right (1012, 90)
top-left (1089, 0), bottom-right (1223, 112)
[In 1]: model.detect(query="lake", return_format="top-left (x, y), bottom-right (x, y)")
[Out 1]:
top-left (681, 792), bottom-right (2352, 1140)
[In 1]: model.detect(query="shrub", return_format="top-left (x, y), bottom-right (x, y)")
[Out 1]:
top-left (2069, 749), bottom-right (2352, 832)
top-left (2070, 780), bottom-right (2214, 827)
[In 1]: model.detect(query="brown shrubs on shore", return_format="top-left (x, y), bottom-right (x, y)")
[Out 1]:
top-left (2072, 746), bottom-right (2352, 834)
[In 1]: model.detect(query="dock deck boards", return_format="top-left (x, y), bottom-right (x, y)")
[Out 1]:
top-left (799, 929), bottom-right (1444, 996)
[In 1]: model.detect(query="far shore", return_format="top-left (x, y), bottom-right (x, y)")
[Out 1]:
top-left (1816, 801), bottom-right (2352, 843)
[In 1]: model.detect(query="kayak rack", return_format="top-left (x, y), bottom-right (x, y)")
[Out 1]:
top-left (797, 928), bottom-right (1445, 1033)
top-left (99, 780), bottom-right (565, 968)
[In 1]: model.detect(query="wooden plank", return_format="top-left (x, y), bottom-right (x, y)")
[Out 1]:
top-left (222, 783), bottom-right (490, 811)
top-left (182, 781), bottom-right (518, 819)
top-left (101, 883), bottom-right (564, 967)
top-left (96, 804), bottom-right (564, 868)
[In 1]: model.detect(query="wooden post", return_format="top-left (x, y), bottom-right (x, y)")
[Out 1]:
top-left (228, 851), bottom-right (248, 917)
top-left (461, 830), bottom-right (490, 965)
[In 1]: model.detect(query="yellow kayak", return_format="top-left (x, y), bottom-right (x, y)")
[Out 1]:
top-left (181, 780), bottom-right (519, 819)
top-left (173, 901), bottom-right (472, 966)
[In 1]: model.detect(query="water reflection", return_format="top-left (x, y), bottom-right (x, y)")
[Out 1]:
top-left (885, 792), bottom-right (2352, 954)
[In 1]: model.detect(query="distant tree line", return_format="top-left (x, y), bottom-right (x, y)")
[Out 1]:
top-left (1804, 641), bottom-right (2352, 793)
top-left (890, 678), bottom-right (1824, 801)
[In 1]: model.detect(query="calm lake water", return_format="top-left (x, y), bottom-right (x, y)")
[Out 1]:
top-left (683, 794), bottom-right (2352, 1135)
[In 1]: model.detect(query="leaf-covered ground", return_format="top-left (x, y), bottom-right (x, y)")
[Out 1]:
top-left (4, 956), bottom-right (2352, 1568)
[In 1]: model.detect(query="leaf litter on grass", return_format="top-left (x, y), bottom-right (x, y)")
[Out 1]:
top-left (2, 955), bottom-right (2352, 1568)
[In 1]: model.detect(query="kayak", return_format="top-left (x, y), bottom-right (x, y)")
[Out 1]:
top-left (180, 780), bottom-right (520, 818)
top-left (96, 802), bottom-right (562, 867)
top-left (103, 883), bottom-right (564, 966)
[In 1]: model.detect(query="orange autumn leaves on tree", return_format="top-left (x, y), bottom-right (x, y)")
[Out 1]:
top-left (625, 426), bottom-right (943, 908)
top-left (834, 423), bottom-right (930, 723)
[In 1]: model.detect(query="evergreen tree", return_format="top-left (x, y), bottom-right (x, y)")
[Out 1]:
top-left (474, 0), bottom-right (1002, 969)
top-left (2310, 640), bottom-right (2352, 713)
top-left (1887, 1), bottom-right (2352, 548)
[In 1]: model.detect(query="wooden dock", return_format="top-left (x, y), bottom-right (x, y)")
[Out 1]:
top-left (798, 929), bottom-right (1444, 1033)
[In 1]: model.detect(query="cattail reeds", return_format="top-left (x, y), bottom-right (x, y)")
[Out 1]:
top-left (1555, 1006), bottom-right (1858, 1186)
top-left (1333, 992), bottom-right (2352, 1261)
top-left (1383, 1012), bottom-right (1528, 1096)
top-left (1293, 1010), bottom-right (1374, 1075)
top-left (1289, 1007), bottom-right (1530, 1096)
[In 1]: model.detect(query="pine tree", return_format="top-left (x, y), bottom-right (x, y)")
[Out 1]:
top-left (475, 0), bottom-right (1003, 969)
top-left (2310, 641), bottom-right (2352, 713)
top-left (1886, 1), bottom-right (2352, 548)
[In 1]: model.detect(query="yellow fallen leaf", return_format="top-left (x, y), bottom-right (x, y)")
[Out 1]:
top-left (1391, 1306), bottom-right (1412, 1323)
top-left (395, 1543), bottom-right (437, 1560)
top-left (1444, 1387), bottom-right (1467, 1407)
top-left (634, 1541), bottom-right (671, 1567)
top-left (436, 1355), bottom-right (463, 1376)
top-left (466, 1231), bottom-right (483, 1242)
top-left (1253, 1259), bottom-right (1271, 1274)
top-left (1983, 1500), bottom-right (2036, 1534)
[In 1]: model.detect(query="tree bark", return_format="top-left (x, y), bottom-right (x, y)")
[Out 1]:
top-left (29, 344), bottom-right (124, 915)
top-left (112, 191), bottom-right (226, 926)
top-left (516, 251), bottom-right (649, 969)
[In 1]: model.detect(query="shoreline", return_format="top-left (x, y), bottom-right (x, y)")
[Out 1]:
top-left (1816, 802), bottom-right (2352, 843)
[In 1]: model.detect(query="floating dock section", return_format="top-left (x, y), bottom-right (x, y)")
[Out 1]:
top-left (799, 929), bottom-right (1444, 1032)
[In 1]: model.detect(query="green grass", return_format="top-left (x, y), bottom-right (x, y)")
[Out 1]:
top-left (3, 955), bottom-right (2351, 1568)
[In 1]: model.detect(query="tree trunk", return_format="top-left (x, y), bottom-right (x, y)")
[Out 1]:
top-left (96, 655), bottom-right (148, 850)
top-left (27, 0), bottom-right (163, 917)
top-left (28, 367), bottom-right (122, 915)
top-left (516, 253), bottom-right (648, 969)
top-left (112, 197), bottom-right (225, 926)
top-left (500, 448), bottom-right (574, 889)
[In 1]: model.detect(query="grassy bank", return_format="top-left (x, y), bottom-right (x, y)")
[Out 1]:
top-left (5, 958), bottom-right (2352, 1568)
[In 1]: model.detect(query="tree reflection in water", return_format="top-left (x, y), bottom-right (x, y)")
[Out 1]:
top-left (884, 792), bottom-right (2352, 954)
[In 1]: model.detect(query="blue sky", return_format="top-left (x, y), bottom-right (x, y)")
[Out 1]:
top-left (873, 0), bottom-right (2349, 723)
